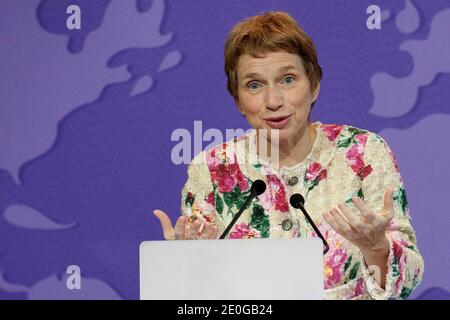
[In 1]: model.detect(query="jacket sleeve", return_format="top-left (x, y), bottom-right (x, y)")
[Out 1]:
top-left (180, 152), bottom-right (220, 227)
top-left (360, 133), bottom-right (424, 300)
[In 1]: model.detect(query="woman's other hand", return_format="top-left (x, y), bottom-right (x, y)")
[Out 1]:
top-left (153, 209), bottom-right (219, 240)
top-left (322, 187), bottom-right (394, 253)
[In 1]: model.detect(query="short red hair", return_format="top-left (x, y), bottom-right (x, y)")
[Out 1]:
top-left (224, 11), bottom-right (322, 106)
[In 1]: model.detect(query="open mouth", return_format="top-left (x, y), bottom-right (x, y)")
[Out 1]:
top-left (264, 114), bottom-right (292, 129)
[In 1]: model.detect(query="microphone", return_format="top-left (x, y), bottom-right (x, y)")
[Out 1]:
top-left (219, 179), bottom-right (266, 239)
top-left (289, 194), bottom-right (330, 254)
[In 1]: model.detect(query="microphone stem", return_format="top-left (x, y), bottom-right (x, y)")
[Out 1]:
top-left (219, 191), bottom-right (256, 239)
top-left (297, 203), bottom-right (330, 254)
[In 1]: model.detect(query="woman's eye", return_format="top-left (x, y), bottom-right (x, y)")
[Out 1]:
top-left (283, 76), bottom-right (295, 85)
top-left (248, 82), bottom-right (261, 90)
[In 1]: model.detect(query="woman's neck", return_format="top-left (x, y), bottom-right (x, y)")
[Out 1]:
top-left (256, 123), bottom-right (317, 169)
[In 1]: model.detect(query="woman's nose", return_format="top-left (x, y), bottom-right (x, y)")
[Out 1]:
top-left (265, 86), bottom-right (284, 110)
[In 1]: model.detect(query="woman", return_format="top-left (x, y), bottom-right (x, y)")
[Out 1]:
top-left (154, 11), bottom-right (424, 300)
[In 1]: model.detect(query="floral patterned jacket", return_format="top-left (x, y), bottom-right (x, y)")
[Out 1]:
top-left (180, 122), bottom-right (424, 300)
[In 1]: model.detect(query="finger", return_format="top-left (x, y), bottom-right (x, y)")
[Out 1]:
top-left (322, 211), bottom-right (345, 236)
top-left (337, 202), bottom-right (362, 230)
top-left (329, 208), bottom-right (353, 235)
top-left (174, 216), bottom-right (188, 240)
top-left (383, 187), bottom-right (395, 221)
top-left (197, 222), bottom-right (210, 240)
top-left (210, 224), bottom-right (219, 239)
top-left (198, 222), bottom-right (219, 240)
top-left (153, 209), bottom-right (175, 240)
top-left (186, 219), bottom-right (203, 240)
top-left (351, 197), bottom-right (377, 223)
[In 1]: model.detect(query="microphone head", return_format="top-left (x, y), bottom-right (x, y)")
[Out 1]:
top-left (251, 179), bottom-right (266, 196)
top-left (289, 193), bottom-right (305, 209)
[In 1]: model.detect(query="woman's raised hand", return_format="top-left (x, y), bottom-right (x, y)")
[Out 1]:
top-left (322, 187), bottom-right (395, 253)
top-left (153, 209), bottom-right (219, 240)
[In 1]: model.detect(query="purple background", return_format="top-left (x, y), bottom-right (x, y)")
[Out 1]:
top-left (0, 0), bottom-right (449, 299)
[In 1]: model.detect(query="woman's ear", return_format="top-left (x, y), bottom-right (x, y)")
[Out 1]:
top-left (312, 82), bottom-right (321, 103)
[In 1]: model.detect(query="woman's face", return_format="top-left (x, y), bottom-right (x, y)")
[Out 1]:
top-left (235, 51), bottom-right (320, 143)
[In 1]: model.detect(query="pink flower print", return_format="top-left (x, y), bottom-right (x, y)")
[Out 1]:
top-left (229, 223), bottom-right (261, 239)
top-left (234, 164), bottom-right (249, 192)
top-left (350, 278), bottom-right (365, 298)
top-left (260, 175), bottom-right (289, 212)
top-left (345, 135), bottom-right (373, 180)
top-left (354, 133), bottom-right (368, 145)
top-left (306, 162), bottom-right (321, 180)
top-left (400, 238), bottom-right (410, 248)
top-left (392, 240), bottom-right (406, 293)
top-left (207, 149), bottom-right (249, 193)
top-left (205, 192), bottom-right (215, 205)
top-left (304, 162), bottom-right (327, 194)
top-left (215, 168), bottom-right (235, 192)
top-left (324, 248), bottom-right (348, 289)
top-left (206, 148), bottom-right (221, 167)
top-left (321, 124), bottom-right (343, 142)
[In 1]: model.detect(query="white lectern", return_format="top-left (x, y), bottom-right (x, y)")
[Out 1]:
top-left (140, 237), bottom-right (324, 300)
